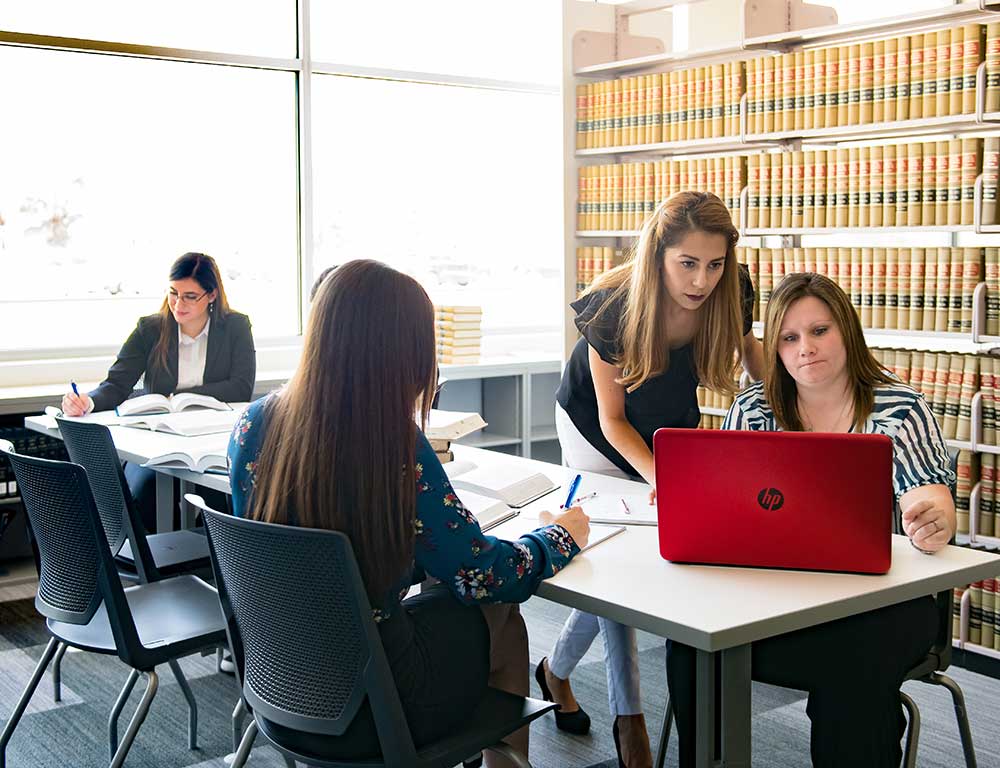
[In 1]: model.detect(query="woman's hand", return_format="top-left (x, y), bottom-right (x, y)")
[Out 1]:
top-left (540, 505), bottom-right (590, 550)
top-left (61, 392), bottom-right (94, 417)
top-left (901, 497), bottom-right (951, 553)
top-left (649, 488), bottom-right (656, 505)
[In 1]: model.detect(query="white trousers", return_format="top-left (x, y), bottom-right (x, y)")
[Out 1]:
top-left (550, 404), bottom-right (642, 716)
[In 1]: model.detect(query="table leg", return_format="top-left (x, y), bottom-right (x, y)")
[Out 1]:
top-left (155, 473), bottom-right (174, 534)
top-left (694, 649), bottom-right (715, 768)
top-left (179, 481), bottom-right (196, 529)
top-left (720, 644), bottom-right (751, 768)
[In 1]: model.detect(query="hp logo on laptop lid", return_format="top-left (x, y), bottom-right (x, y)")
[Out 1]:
top-left (757, 488), bottom-right (784, 511)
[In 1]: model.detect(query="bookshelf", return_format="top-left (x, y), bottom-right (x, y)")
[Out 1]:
top-left (564, 0), bottom-right (1000, 669)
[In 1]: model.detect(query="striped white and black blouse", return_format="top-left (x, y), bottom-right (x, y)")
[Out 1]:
top-left (722, 381), bottom-right (956, 500)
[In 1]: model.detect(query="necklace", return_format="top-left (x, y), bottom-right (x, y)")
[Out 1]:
top-left (798, 395), bottom-right (854, 433)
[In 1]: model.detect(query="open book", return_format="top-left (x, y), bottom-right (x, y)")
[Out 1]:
top-left (451, 464), bottom-right (558, 508)
top-left (457, 490), bottom-right (520, 531)
top-left (120, 409), bottom-right (242, 437)
top-left (116, 392), bottom-right (231, 417)
top-left (426, 410), bottom-right (488, 441)
top-left (141, 434), bottom-right (229, 473)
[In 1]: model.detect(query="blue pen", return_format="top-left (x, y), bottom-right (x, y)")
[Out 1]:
top-left (563, 474), bottom-right (582, 509)
top-left (71, 381), bottom-right (80, 397)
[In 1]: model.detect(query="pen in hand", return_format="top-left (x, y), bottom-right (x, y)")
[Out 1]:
top-left (563, 473), bottom-right (582, 509)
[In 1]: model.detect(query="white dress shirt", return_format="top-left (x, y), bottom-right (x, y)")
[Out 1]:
top-left (176, 317), bottom-right (210, 391)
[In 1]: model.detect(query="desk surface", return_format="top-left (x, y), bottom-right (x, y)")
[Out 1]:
top-left (23, 419), bottom-right (1000, 653)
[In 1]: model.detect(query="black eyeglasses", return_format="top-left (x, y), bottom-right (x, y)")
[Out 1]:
top-left (167, 289), bottom-right (208, 305)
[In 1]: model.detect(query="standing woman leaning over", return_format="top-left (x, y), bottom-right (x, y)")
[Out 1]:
top-left (228, 260), bottom-right (590, 767)
top-left (541, 191), bottom-right (764, 766)
top-left (61, 252), bottom-right (255, 529)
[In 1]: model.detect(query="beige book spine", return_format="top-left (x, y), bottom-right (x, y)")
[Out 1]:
top-left (885, 248), bottom-right (899, 329)
top-left (909, 350), bottom-right (925, 391)
top-left (592, 81), bottom-right (604, 148)
top-left (948, 138), bottom-right (963, 225)
top-left (895, 142), bottom-right (909, 223)
top-left (944, 355), bottom-right (964, 439)
top-left (870, 248), bottom-right (886, 328)
top-left (610, 80), bottom-right (622, 147)
top-left (732, 62), bottom-right (745, 137)
top-left (793, 50), bottom-right (806, 131)
top-left (935, 248), bottom-right (952, 331)
top-left (813, 48), bottom-right (827, 129)
top-left (956, 450), bottom-right (974, 536)
top-left (906, 143), bottom-right (922, 226)
top-left (899, 34), bottom-right (913, 121)
top-left (612, 79), bottom-right (623, 146)
top-left (897, 247), bottom-right (911, 329)
top-left (583, 83), bottom-right (594, 149)
top-left (803, 50), bottom-right (816, 130)
top-left (860, 41), bottom-right (874, 124)
top-left (984, 137), bottom-right (1000, 226)
top-left (987, 246), bottom-right (1000, 336)
top-left (836, 248), bottom-right (850, 301)
top-left (936, 29), bottom-right (952, 118)
top-left (611, 165), bottom-right (623, 230)
top-left (644, 160), bottom-right (656, 224)
top-left (633, 75), bottom-right (645, 145)
top-left (792, 150), bottom-right (804, 229)
top-left (576, 84), bottom-right (587, 149)
top-left (791, 246), bottom-right (803, 273)
top-left (949, 247), bottom-right (965, 332)
top-left (963, 247), bottom-right (983, 333)
top-left (597, 165), bottom-right (609, 231)
top-left (773, 247), bottom-right (786, 293)
top-left (804, 246), bottom-right (816, 274)
top-left (837, 44), bottom-right (850, 125)
top-left (770, 152), bottom-right (783, 229)
top-left (923, 248), bottom-right (938, 330)
top-left (923, 33), bottom-right (938, 117)
top-left (639, 75), bottom-right (651, 145)
top-left (746, 247), bottom-right (760, 321)
top-left (929, 352), bottom-right (948, 423)
top-left (746, 155), bottom-right (760, 229)
top-left (667, 71), bottom-right (679, 142)
top-left (961, 24), bottom-right (981, 115)
top-left (762, 55), bottom-right (775, 134)
top-left (885, 36), bottom-right (900, 121)
top-left (577, 167), bottom-right (586, 230)
top-left (749, 58), bottom-right (762, 135)
top-left (849, 248), bottom-right (862, 314)
top-left (950, 26), bottom-right (964, 116)
top-left (883, 144), bottom-right (897, 227)
top-left (718, 156), bottom-right (730, 220)
top-left (984, 456), bottom-right (998, 535)
top-left (962, 137), bottom-right (981, 226)
top-left (758, 248), bottom-right (773, 317)
top-left (847, 147), bottom-right (860, 227)
top-left (802, 150), bottom-right (815, 228)
top-left (773, 56), bottom-right (785, 133)
top-left (652, 74), bottom-right (664, 144)
top-left (847, 43), bottom-right (861, 125)
top-left (835, 148), bottom-right (849, 227)
top-left (857, 146), bottom-right (870, 228)
top-left (922, 143), bottom-right (937, 225)
top-left (814, 150), bottom-right (829, 228)
top-left (988, 23), bottom-right (1000, 113)
top-left (957, 355), bottom-right (979, 442)
top-left (873, 39), bottom-right (886, 124)
top-left (781, 153), bottom-right (793, 229)
top-left (983, 359), bottom-right (998, 445)
top-left (783, 53), bottom-right (796, 132)
top-left (860, 247), bottom-right (874, 326)
top-left (868, 145), bottom-right (883, 227)
top-left (696, 67), bottom-right (708, 140)
top-left (909, 247), bottom-right (925, 331)
top-left (935, 140), bottom-right (950, 225)
top-left (825, 46), bottom-right (839, 127)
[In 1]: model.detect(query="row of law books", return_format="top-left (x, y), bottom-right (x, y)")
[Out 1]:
top-left (575, 246), bottom-right (623, 295)
top-left (575, 63), bottom-right (744, 148)
top-left (737, 246), bottom-right (998, 334)
top-left (435, 306), bottom-right (482, 365)
top-left (745, 24), bottom-right (995, 135)
top-left (955, 575), bottom-right (1000, 651)
top-left (870, 349), bottom-right (990, 443)
top-left (957, 449), bottom-right (985, 534)
top-left (746, 138), bottom-right (995, 230)
top-left (577, 156), bottom-right (745, 231)
top-left (575, 22), bottom-right (1000, 150)
top-left (698, 414), bottom-right (725, 430)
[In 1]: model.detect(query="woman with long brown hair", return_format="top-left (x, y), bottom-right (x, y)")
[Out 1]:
top-left (541, 191), bottom-right (764, 766)
top-left (61, 251), bottom-right (255, 530)
top-left (227, 259), bottom-right (590, 766)
top-left (667, 273), bottom-right (953, 767)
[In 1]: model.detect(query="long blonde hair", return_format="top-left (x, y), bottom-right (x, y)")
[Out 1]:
top-left (248, 260), bottom-right (437, 601)
top-left (585, 191), bottom-right (743, 393)
top-left (763, 273), bottom-right (894, 431)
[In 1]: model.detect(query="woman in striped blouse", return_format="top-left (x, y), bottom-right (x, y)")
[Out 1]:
top-left (666, 272), bottom-right (956, 768)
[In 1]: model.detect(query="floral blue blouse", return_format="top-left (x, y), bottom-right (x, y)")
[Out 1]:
top-left (228, 395), bottom-right (581, 620)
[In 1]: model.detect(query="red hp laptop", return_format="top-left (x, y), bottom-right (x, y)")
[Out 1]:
top-left (653, 428), bottom-right (894, 574)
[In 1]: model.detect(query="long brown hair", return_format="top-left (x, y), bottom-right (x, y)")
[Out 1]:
top-left (153, 252), bottom-right (231, 372)
top-left (763, 273), bottom-right (894, 431)
top-left (585, 191), bottom-right (743, 393)
top-left (248, 260), bottom-right (438, 601)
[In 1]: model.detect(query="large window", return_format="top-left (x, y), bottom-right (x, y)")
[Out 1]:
top-left (0, 1), bottom-right (563, 357)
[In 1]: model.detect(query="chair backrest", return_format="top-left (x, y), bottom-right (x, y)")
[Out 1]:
top-left (55, 418), bottom-right (158, 581)
top-left (0, 442), bottom-right (142, 660)
top-left (196, 498), bottom-right (418, 766)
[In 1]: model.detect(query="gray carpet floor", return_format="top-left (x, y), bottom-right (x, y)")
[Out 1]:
top-left (1, 593), bottom-right (999, 767)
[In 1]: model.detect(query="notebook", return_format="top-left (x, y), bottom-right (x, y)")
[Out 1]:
top-left (452, 464), bottom-right (559, 508)
top-left (580, 491), bottom-right (658, 526)
top-left (654, 428), bottom-right (893, 574)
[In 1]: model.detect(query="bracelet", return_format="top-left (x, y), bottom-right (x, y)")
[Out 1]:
top-left (910, 538), bottom-right (935, 555)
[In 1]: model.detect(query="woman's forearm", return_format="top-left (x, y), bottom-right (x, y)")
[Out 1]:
top-left (600, 414), bottom-right (655, 484)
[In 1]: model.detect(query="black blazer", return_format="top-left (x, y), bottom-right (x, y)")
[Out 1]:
top-left (89, 311), bottom-right (256, 413)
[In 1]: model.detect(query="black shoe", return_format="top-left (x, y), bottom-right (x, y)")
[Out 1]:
top-left (612, 717), bottom-right (625, 768)
top-left (534, 657), bottom-right (591, 736)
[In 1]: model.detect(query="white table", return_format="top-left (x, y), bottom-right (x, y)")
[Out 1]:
top-left (22, 424), bottom-right (1000, 767)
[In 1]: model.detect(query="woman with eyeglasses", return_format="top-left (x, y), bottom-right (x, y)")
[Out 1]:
top-left (61, 252), bottom-right (255, 530)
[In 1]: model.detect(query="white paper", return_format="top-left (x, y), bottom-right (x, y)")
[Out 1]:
top-left (579, 491), bottom-right (658, 526)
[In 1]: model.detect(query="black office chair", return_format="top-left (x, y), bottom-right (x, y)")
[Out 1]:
top-left (192, 495), bottom-right (555, 768)
top-left (0, 441), bottom-right (226, 768)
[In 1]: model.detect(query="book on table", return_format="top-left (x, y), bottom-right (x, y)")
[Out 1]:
top-left (141, 434), bottom-right (230, 473)
top-left (457, 489), bottom-right (520, 531)
top-left (579, 491), bottom-right (658, 526)
top-left (119, 408), bottom-right (242, 437)
top-left (426, 410), bottom-right (488, 441)
top-left (116, 392), bottom-right (232, 417)
top-left (451, 463), bottom-right (558, 508)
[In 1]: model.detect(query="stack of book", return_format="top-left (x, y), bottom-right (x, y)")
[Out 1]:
top-left (575, 246), bottom-right (622, 295)
top-left (436, 306), bottom-right (482, 365)
top-left (954, 575), bottom-right (1000, 650)
top-left (425, 410), bottom-right (488, 465)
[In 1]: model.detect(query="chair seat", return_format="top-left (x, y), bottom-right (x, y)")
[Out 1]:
top-left (47, 575), bottom-right (226, 660)
top-left (117, 529), bottom-right (210, 574)
top-left (257, 687), bottom-right (556, 768)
